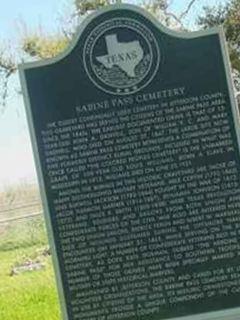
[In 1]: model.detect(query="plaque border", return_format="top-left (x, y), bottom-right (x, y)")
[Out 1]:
top-left (19, 4), bottom-right (240, 320)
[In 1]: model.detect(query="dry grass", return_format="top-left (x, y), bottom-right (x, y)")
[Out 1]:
top-left (0, 182), bottom-right (42, 220)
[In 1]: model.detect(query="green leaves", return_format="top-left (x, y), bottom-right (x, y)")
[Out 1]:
top-left (74, 0), bottom-right (122, 15)
top-left (22, 36), bottom-right (68, 59)
top-left (197, 4), bottom-right (227, 29)
top-left (198, 0), bottom-right (240, 72)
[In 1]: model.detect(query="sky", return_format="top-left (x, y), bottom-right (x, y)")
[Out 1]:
top-left (0, 0), bottom-right (228, 188)
top-left (0, 0), bottom-right (69, 188)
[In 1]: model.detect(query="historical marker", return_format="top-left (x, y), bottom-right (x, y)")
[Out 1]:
top-left (20, 4), bottom-right (240, 320)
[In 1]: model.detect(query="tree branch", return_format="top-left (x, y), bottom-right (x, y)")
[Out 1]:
top-left (163, 9), bottom-right (184, 28)
top-left (0, 52), bottom-right (17, 113)
top-left (179, 0), bottom-right (199, 20)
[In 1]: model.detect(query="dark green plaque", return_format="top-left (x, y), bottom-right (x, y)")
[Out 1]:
top-left (20, 4), bottom-right (240, 320)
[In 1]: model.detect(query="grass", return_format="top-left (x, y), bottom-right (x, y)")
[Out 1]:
top-left (0, 245), bottom-right (61, 320)
top-left (0, 183), bottom-right (61, 319)
top-left (0, 216), bottom-right (47, 252)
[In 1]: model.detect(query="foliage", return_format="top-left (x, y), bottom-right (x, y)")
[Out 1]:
top-left (22, 36), bottom-right (68, 60)
top-left (74, 0), bottom-right (122, 15)
top-left (19, 0), bottom-right (173, 60)
top-left (3, 0), bottom-right (240, 108)
top-left (1, 0), bottom-right (199, 62)
top-left (0, 216), bottom-right (47, 251)
top-left (198, 0), bottom-right (240, 73)
top-left (197, 4), bottom-right (227, 28)
top-left (0, 50), bottom-right (17, 111)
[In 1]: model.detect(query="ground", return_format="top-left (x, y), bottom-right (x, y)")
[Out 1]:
top-left (0, 184), bottom-right (61, 320)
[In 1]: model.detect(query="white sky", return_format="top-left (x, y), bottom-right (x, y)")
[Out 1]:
top-left (0, 0), bottom-right (229, 189)
top-left (0, 73), bottom-right (37, 187)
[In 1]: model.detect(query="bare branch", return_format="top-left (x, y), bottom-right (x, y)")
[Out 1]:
top-left (0, 51), bottom-right (17, 113)
top-left (163, 8), bottom-right (184, 28)
top-left (179, 0), bottom-right (199, 20)
top-left (0, 52), bottom-right (17, 74)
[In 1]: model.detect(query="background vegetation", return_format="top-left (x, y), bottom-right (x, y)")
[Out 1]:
top-left (0, 184), bottom-right (60, 320)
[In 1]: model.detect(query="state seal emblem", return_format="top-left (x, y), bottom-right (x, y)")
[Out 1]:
top-left (83, 17), bottom-right (160, 95)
